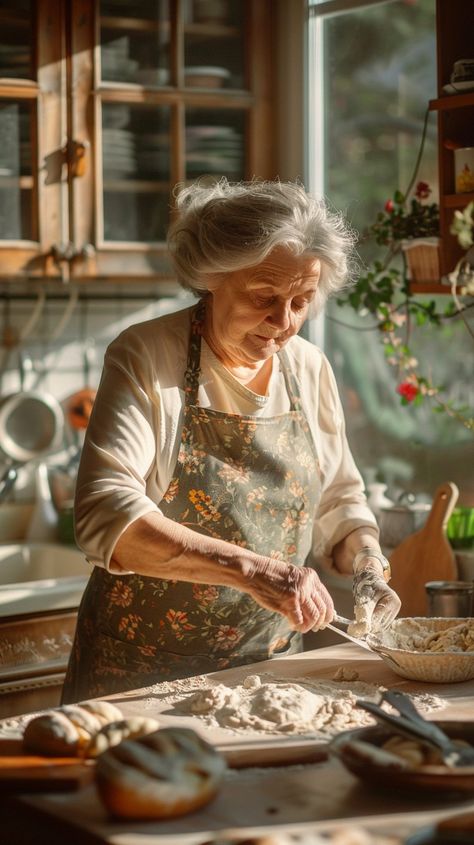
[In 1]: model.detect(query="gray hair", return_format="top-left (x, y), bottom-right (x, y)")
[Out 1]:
top-left (167, 179), bottom-right (356, 313)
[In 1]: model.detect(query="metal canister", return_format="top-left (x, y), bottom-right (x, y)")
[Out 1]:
top-left (425, 580), bottom-right (474, 618)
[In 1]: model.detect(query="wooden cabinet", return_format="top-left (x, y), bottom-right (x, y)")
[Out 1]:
top-left (0, 0), bottom-right (276, 281)
top-left (430, 0), bottom-right (474, 279)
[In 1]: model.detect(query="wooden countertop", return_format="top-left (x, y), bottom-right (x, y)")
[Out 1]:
top-left (6, 642), bottom-right (474, 844)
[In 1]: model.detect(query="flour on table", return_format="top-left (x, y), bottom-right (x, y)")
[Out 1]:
top-left (142, 672), bottom-right (445, 738)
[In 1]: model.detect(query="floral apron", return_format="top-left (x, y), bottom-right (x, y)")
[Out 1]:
top-left (62, 302), bottom-right (322, 702)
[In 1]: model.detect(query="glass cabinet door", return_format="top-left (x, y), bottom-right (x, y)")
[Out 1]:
top-left (0, 2), bottom-right (35, 244)
top-left (68, 0), bottom-right (273, 279)
top-left (0, 0), bottom-right (63, 276)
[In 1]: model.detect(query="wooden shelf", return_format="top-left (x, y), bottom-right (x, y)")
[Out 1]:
top-left (0, 176), bottom-right (33, 189)
top-left (184, 23), bottom-right (240, 38)
top-left (443, 192), bottom-right (474, 208)
top-left (429, 91), bottom-right (474, 111)
top-left (100, 16), bottom-right (170, 33)
top-left (103, 179), bottom-right (169, 192)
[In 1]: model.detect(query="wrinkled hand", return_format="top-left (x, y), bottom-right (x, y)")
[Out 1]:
top-left (247, 561), bottom-right (334, 633)
top-left (351, 565), bottom-right (401, 636)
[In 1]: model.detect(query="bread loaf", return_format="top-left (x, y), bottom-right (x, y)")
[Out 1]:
top-left (86, 717), bottom-right (160, 758)
top-left (95, 726), bottom-right (226, 819)
top-left (23, 699), bottom-right (123, 757)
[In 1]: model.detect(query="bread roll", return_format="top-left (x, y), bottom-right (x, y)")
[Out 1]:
top-left (86, 717), bottom-right (160, 758)
top-left (22, 699), bottom-right (123, 757)
top-left (95, 726), bottom-right (226, 819)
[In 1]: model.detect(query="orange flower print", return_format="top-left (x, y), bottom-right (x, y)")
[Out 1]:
top-left (138, 644), bottom-right (157, 657)
top-left (166, 609), bottom-right (195, 640)
top-left (295, 450), bottom-right (313, 469)
top-left (189, 489), bottom-right (221, 522)
top-left (289, 480), bottom-right (304, 498)
top-left (212, 625), bottom-right (243, 650)
top-left (183, 448), bottom-right (206, 475)
top-left (247, 485), bottom-right (266, 503)
top-left (276, 430), bottom-right (289, 451)
top-left (107, 581), bottom-right (134, 608)
top-left (163, 478), bottom-right (179, 503)
top-left (269, 550), bottom-right (284, 559)
top-left (236, 420), bottom-right (257, 444)
top-left (193, 584), bottom-right (219, 605)
top-left (118, 613), bottom-right (142, 641)
top-left (282, 513), bottom-right (298, 531)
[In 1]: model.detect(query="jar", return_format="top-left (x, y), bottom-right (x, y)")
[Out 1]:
top-left (454, 147), bottom-right (474, 193)
top-left (425, 581), bottom-right (474, 618)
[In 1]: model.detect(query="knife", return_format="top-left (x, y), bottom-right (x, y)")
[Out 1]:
top-left (325, 614), bottom-right (375, 653)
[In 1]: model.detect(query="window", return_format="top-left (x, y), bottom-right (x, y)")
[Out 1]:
top-left (307, 0), bottom-right (474, 503)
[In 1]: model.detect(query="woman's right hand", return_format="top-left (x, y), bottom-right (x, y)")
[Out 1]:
top-left (246, 559), bottom-right (334, 633)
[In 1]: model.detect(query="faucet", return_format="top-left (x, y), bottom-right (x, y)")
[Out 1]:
top-left (0, 466), bottom-right (18, 503)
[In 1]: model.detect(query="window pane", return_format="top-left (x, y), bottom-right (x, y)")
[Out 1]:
top-left (310, 0), bottom-right (474, 502)
top-left (0, 100), bottom-right (33, 240)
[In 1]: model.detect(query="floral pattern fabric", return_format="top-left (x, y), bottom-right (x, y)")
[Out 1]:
top-left (62, 301), bottom-right (322, 702)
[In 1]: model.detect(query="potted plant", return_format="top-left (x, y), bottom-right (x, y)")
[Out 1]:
top-left (371, 180), bottom-right (440, 282)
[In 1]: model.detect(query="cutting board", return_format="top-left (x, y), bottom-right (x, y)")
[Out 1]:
top-left (0, 738), bottom-right (94, 792)
top-left (389, 481), bottom-right (459, 617)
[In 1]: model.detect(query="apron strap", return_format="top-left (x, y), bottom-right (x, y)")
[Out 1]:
top-left (277, 347), bottom-right (303, 412)
top-left (183, 299), bottom-right (206, 405)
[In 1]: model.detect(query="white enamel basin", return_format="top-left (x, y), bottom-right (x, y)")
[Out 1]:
top-left (0, 543), bottom-right (90, 617)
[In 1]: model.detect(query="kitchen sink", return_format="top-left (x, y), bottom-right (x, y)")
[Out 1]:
top-left (0, 542), bottom-right (90, 617)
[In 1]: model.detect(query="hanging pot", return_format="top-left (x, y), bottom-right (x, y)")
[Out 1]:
top-left (0, 390), bottom-right (64, 464)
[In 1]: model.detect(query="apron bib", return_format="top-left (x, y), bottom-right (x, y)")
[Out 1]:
top-left (62, 302), bottom-right (322, 701)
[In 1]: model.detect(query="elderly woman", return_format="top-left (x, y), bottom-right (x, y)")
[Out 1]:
top-left (62, 180), bottom-right (400, 703)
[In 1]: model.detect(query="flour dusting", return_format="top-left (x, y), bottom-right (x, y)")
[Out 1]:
top-left (141, 671), bottom-right (445, 738)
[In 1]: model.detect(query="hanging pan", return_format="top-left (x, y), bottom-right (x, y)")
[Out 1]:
top-left (0, 389), bottom-right (64, 466)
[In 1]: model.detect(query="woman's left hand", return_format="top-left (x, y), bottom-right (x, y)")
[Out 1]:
top-left (352, 566), bottom-right (401, 634)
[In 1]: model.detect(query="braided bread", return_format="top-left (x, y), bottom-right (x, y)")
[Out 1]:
top-left (22, 699), bottom-right (123, 757)
top-left (86, 717), bottom-right (160, 758)
top-left (95, 726), bottom-right (226, 819)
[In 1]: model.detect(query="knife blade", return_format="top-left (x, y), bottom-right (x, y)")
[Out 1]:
top-left (326, 617), bottom-right (374, 653)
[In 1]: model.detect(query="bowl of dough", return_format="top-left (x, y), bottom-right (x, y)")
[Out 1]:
top-left (329, 719), bottom-right (474, 794)
top-left (366, 617), bottom-right (474, 683)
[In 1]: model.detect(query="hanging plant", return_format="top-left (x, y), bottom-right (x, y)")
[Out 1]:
top-left (335, 111), bottom-right (473, 431)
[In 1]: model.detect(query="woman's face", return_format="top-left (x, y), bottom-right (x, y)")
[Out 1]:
top-left (205, 250), bottom-right (321, 368)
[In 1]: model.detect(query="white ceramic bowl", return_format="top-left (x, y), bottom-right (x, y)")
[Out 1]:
top-left (367, 617), bottom-right (474, 683)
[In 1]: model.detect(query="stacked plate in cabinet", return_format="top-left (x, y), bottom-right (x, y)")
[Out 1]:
top-left (186, 125), bottom-right (243, 177)
top-left (135, 132), bottom-right (170, 179)
top-left (101, 36), bottom-right (139, 83)
top-left (102, 128), bottom-right (136, 178)
top-left (0, 43), bottom-right (31, 79)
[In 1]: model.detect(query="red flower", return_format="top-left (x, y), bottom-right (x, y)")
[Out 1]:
top-left (384, 199), bottom-right (394, 213)
top-left (415, 181), bottom-right (431, 200)
top-left (396, 381), bottom-right (419, 402)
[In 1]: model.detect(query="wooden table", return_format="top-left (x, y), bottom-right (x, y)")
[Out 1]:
top-left (4, 643), bottom-right (474, 845)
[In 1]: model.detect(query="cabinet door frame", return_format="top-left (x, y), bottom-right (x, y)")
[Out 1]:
top-left (0, 0), bottom-right (65, 278)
